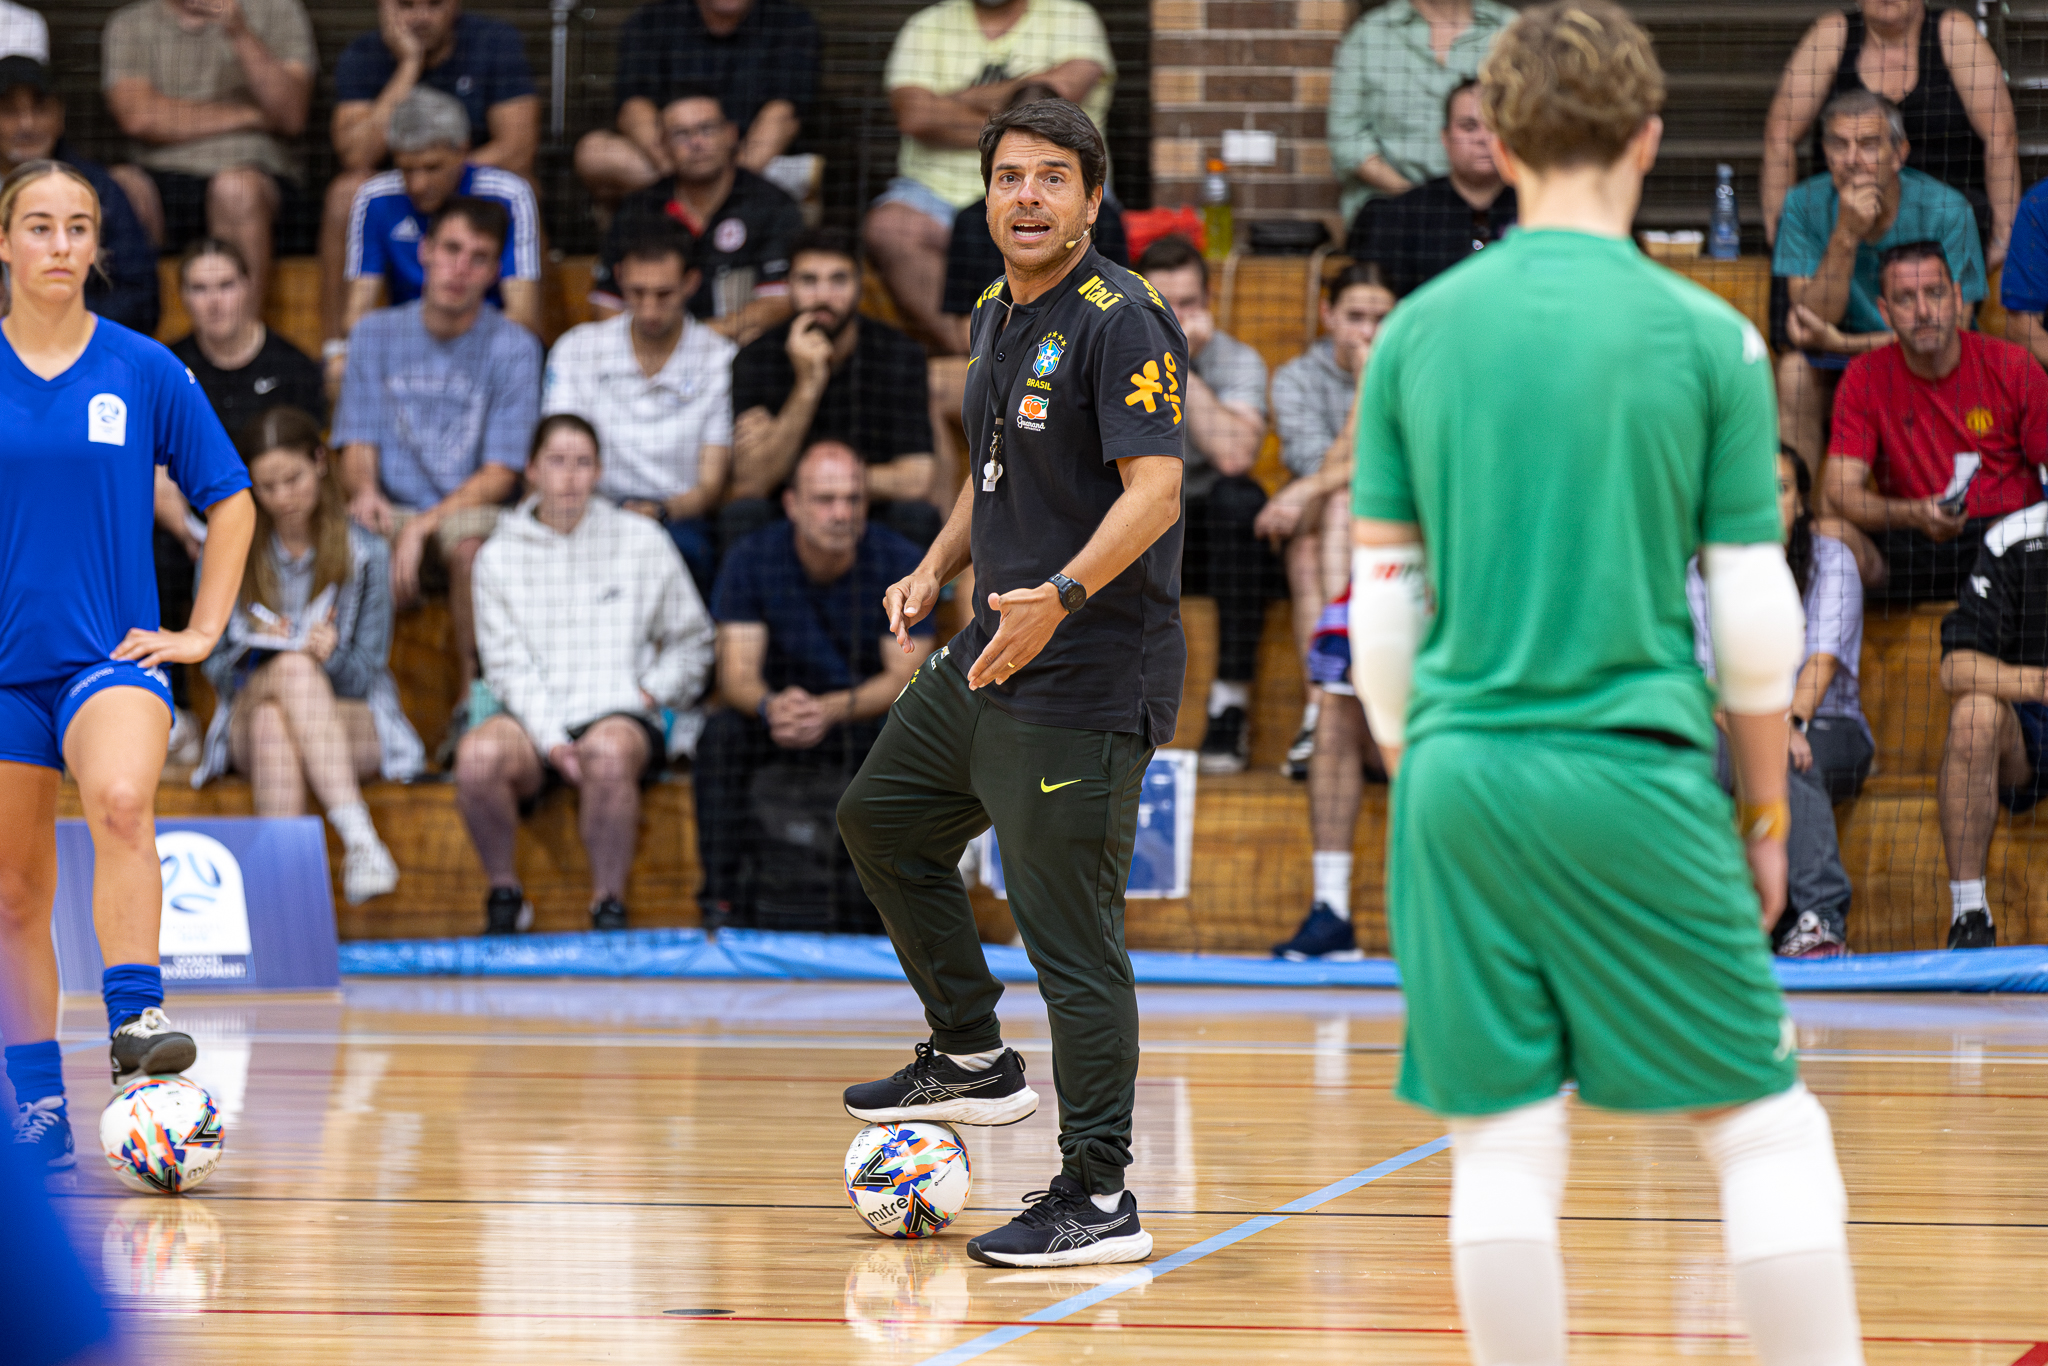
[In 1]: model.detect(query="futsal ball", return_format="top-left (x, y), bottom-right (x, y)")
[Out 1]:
top-left (844, 1122), bottom-right (971, 1239)
top-left (100, 1076), bottom-right (224, 1195)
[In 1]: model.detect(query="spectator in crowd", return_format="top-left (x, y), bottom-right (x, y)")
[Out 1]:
top-left (194, 406), bottom-right (421, 906)
top-left (103, 0), bottom-right (317, 302)
top-left (728, 228), bottom-right (940, 549)
top-left (1270, 582), bottom-right (1387, 961)
top-left (0, 1), bottom-right (45, 59)
top-left (0, 57), bottom-right (159, 334)
top-left (1826, 240), bottom-right (2045, 602)
top-left (157, 237), bottom-right (324, 760)
top-left (576, 0), bottom-right (818, 202)
top-left (458, 414), bottom-right (713, 935)
top-left (1254, 264), bottom-right (1396, 778)
top-left (867, 0), bottom-right (1114, 350)
top-left (1327, 0), bottom-right (1514, 232)
top-left (935, 79), bottom-right (1129, 354)
top-left (1764, 0), bottom-right (2016, 268)
top-left (696, 441), bottom-right (930, 929)
top-left (321, 0), bottom-right (537, 346)
top-left (1998, 175), bottom-right (2048, 366)
top-left (332, 197), bottom-right (541, 710)
top-left (1938, 498), bottom-right (2048, 951)
top-left (544, 224), bottom-right (735, 600)
top-left (1134, 234), bottom-right (1273, 775)
top-left (1345, 78), bottom-right (1515, 299)
top-left (338, 86), bottom-right (542, 345)
top-left (1690, 452), bottom-right (1871, 959)
top-left (594, 89), bottom-right (802, 346)
top-left (1773, 89), bottom-right (1984, 473)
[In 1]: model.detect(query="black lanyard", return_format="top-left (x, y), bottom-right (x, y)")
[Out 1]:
top-left (978, 287), bottom-right (1050, 494)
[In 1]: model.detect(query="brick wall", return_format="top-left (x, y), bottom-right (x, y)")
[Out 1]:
top-left (1151, 0), bottom-right (1358, 240)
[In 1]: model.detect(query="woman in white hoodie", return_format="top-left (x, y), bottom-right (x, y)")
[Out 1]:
top-left (456, 414), bottom-right (714, 935)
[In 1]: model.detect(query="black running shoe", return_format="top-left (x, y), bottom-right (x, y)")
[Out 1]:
top-left (485, 886), bottom-right (533, 936)
top-left (844, 1042), bottom-right (1040, 1126)
top-left (591, 897), bottom-right (629, 931)
top-left (1272, 904), bottom-right (1364, 962)
top-left (11, 1096), bottom-right (75, 1170)
top-left (967, 1175), bottom-right (1154, 1268)
top-left (1197, 706), bottom-right (1248, 775)
top-left (109, 1007), bottom-right (197, 1087)
top-left (1949, 911), bottom-right (1996, 950)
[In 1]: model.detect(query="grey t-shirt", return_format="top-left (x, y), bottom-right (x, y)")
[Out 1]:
top-left (1184, 329), bottom-right (1267, 498)
top-left (1271, 337), bottom-right (1358, 478)
top-left (103, 0), bottom-right (316, 181)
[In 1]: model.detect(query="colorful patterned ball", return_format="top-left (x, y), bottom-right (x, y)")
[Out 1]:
top-left (100, 1076), bottom-right (224, 1195)
top-left (844, 1122), bottom-right (971, 1239)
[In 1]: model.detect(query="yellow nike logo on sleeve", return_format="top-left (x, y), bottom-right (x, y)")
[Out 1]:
top-left (1039, 777), bottom-right (1084, 792)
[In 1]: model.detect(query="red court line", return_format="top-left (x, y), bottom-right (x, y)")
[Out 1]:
top-left (109, 1305), bottom-right (2042, 1348)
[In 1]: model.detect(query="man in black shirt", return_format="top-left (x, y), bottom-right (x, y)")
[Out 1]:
top-left (1938, 503), bottom-right (2048, 949)
top-left (1345, 79), bottom-right (1516, 299)
top-left (575, 0), bottom-right (818, 204)
top-left (726, 229), bottom-right (940, 550)
top-left (593, 89), bottom-right (802, 346)
top-left (838, 99), bottom-right (1186, 1269)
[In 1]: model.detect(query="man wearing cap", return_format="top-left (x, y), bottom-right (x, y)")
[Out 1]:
top-left (0, 56), bottom-right (159, 334)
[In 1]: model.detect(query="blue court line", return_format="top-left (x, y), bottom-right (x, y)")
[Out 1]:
top-left (61, 1040), bottom-right (102, 1055)
top-left (913, 1135), bottom-right (1452, 1366)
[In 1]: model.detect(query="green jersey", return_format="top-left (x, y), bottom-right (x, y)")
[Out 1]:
top-left (1351, 229), bottom-right (1781, 752)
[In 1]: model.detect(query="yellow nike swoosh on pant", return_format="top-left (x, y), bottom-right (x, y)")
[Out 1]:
top-left (1040, 778), bottom-right (1084, 792)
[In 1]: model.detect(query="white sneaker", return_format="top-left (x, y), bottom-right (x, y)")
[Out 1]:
top-left (167, 707), bottom-right (202, 766)
top-left (343, 841), bottom-right (399, 905)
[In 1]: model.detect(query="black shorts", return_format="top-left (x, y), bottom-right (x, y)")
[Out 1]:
top-left (516, 711), bottom-right (669, 816)
top-left (2002, 701), bottom-right (2048, 814)
top-left (146, 167), bottom-right (316, 255)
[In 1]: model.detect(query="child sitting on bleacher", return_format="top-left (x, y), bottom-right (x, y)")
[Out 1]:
top-left (193, 405), bottom-right (422, 906)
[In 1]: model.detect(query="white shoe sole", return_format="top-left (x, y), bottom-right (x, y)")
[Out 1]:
top-left (1196, 754), bottom-right (1246, 775)
top-left (969, 1229), bottom-right (1154, 1268)
top-left (1279, 948), bottom-right (1365, 963)
top-left (846, 1085), bottom-right (1041, 1127)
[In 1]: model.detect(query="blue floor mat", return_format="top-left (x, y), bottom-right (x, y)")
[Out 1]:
top-left (338, 929), bottom-right (2048, 993)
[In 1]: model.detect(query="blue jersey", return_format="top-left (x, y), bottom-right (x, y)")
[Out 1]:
top-left (344, 163), bottom-right (542, 307)
top-left (0, 319), bottom-right (247, 685)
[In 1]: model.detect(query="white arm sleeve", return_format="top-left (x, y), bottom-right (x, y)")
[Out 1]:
top-left (1701, 542), bottom-right (1806, 714)
top-left (1349, 543), bottom-right (1430, 747)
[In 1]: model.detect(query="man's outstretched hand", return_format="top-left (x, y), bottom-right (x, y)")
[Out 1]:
top-left (966, 584), bottom-right (1064, 690)
top-left (883, 566), bottom-right (943, 653)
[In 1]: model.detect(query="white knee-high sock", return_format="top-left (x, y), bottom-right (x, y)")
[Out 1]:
top-left (1448, 1095), bottom-right (1570, 1366)
top-left (1694, 1084), bottom-right (1865, 1365)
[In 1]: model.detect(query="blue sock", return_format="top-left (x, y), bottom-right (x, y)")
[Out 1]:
top-left (102, 963), bottom-right (164, 1036)
top-left (4, 1040), bottom-right (65, 1108)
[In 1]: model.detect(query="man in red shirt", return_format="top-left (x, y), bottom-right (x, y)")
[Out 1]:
top-left (1826, 240), bottom-right (2048, 602)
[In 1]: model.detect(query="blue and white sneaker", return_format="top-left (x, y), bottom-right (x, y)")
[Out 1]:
top-left (1272, 904), bottom-right (1364, 962)
top-left (11, 1096), bottom-right (75, 1170)
top-left (967, 1176), bottom-right (1153, 1267)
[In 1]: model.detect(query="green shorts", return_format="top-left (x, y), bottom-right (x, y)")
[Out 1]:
top-left (1389, 728), bottom-right (1797, 1117)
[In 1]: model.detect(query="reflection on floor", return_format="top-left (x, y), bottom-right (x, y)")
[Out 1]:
top-left (28, 980), bottom-right (2048, 1364)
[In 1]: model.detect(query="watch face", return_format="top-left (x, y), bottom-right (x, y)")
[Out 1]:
top-left (1056, 578), bottom-right (1085, 611)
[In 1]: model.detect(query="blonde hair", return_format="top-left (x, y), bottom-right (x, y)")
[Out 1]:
top-left (235, 406), bottom-right (354, 613)
top-left (0, 159), bottom-right (101, 232)
top-left (1478, 0), bottom-right (1666, 172)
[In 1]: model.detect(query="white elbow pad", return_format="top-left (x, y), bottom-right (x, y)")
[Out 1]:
top-left (1350, 544), bottom-right (1430, 746)
top-left (1702, 542), bottom-right (1806, 714)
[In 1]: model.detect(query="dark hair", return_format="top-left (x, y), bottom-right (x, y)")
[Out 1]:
top-left (531, 413), bottom-right (601, 464)
top-left (1781, 445), bottom-right (1815, 600)
top-left (427, 196), bottom-right (510, 253)
top-left (1443, 77), bottom-right (1481, 130)
top-left (616, 222), bottom-right (694, 275)
top-left (177, 236), bottom-right (249, 287)
top-left (661, 87), bottom-right (731, 123)
top-left (978, 98), bottom-right (1107, 197)
top-left (788, 226), bottom-right (858, 271)
top-left (1876, 239), bottom-right (1951, 294)
top-left (1328, 260), bottom-right (1392, 304)
top-left (1136, 233), bottom-right (1206, 290)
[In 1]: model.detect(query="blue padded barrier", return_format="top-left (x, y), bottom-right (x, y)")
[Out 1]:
top-left (337, 929), bottom-right (2048, 993)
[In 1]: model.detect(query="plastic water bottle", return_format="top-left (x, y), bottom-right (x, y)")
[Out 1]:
top-left (1201, 160), bottom-right (1233, 264)
top-left (1709, 163), bottom-right (1740, 261)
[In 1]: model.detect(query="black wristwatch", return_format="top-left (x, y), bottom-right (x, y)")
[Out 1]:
top-left (1048, 573), bottom-right (1087, 614)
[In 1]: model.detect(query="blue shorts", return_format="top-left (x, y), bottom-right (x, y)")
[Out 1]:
top-left (2003, 701), bottom-right (2048, 813)
top-left (0, 661), bottom-right (174, 770)
top-left (872, 176), bottom-right (960, 231)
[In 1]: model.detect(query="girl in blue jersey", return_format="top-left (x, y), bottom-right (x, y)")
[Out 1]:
top-left (0, 162), bottom-right (254, 1170)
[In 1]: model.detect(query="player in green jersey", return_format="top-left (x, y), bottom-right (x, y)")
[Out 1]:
top-left (1347, 4), bottom-right (1865, 1363)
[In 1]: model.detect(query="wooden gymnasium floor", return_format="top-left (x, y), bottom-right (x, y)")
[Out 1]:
top-left (39, 979), bottom-right (2048, 1363)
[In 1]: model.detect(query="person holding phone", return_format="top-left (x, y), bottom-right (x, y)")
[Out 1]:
top-left (1824, 239), bottom-right (2048, 603)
